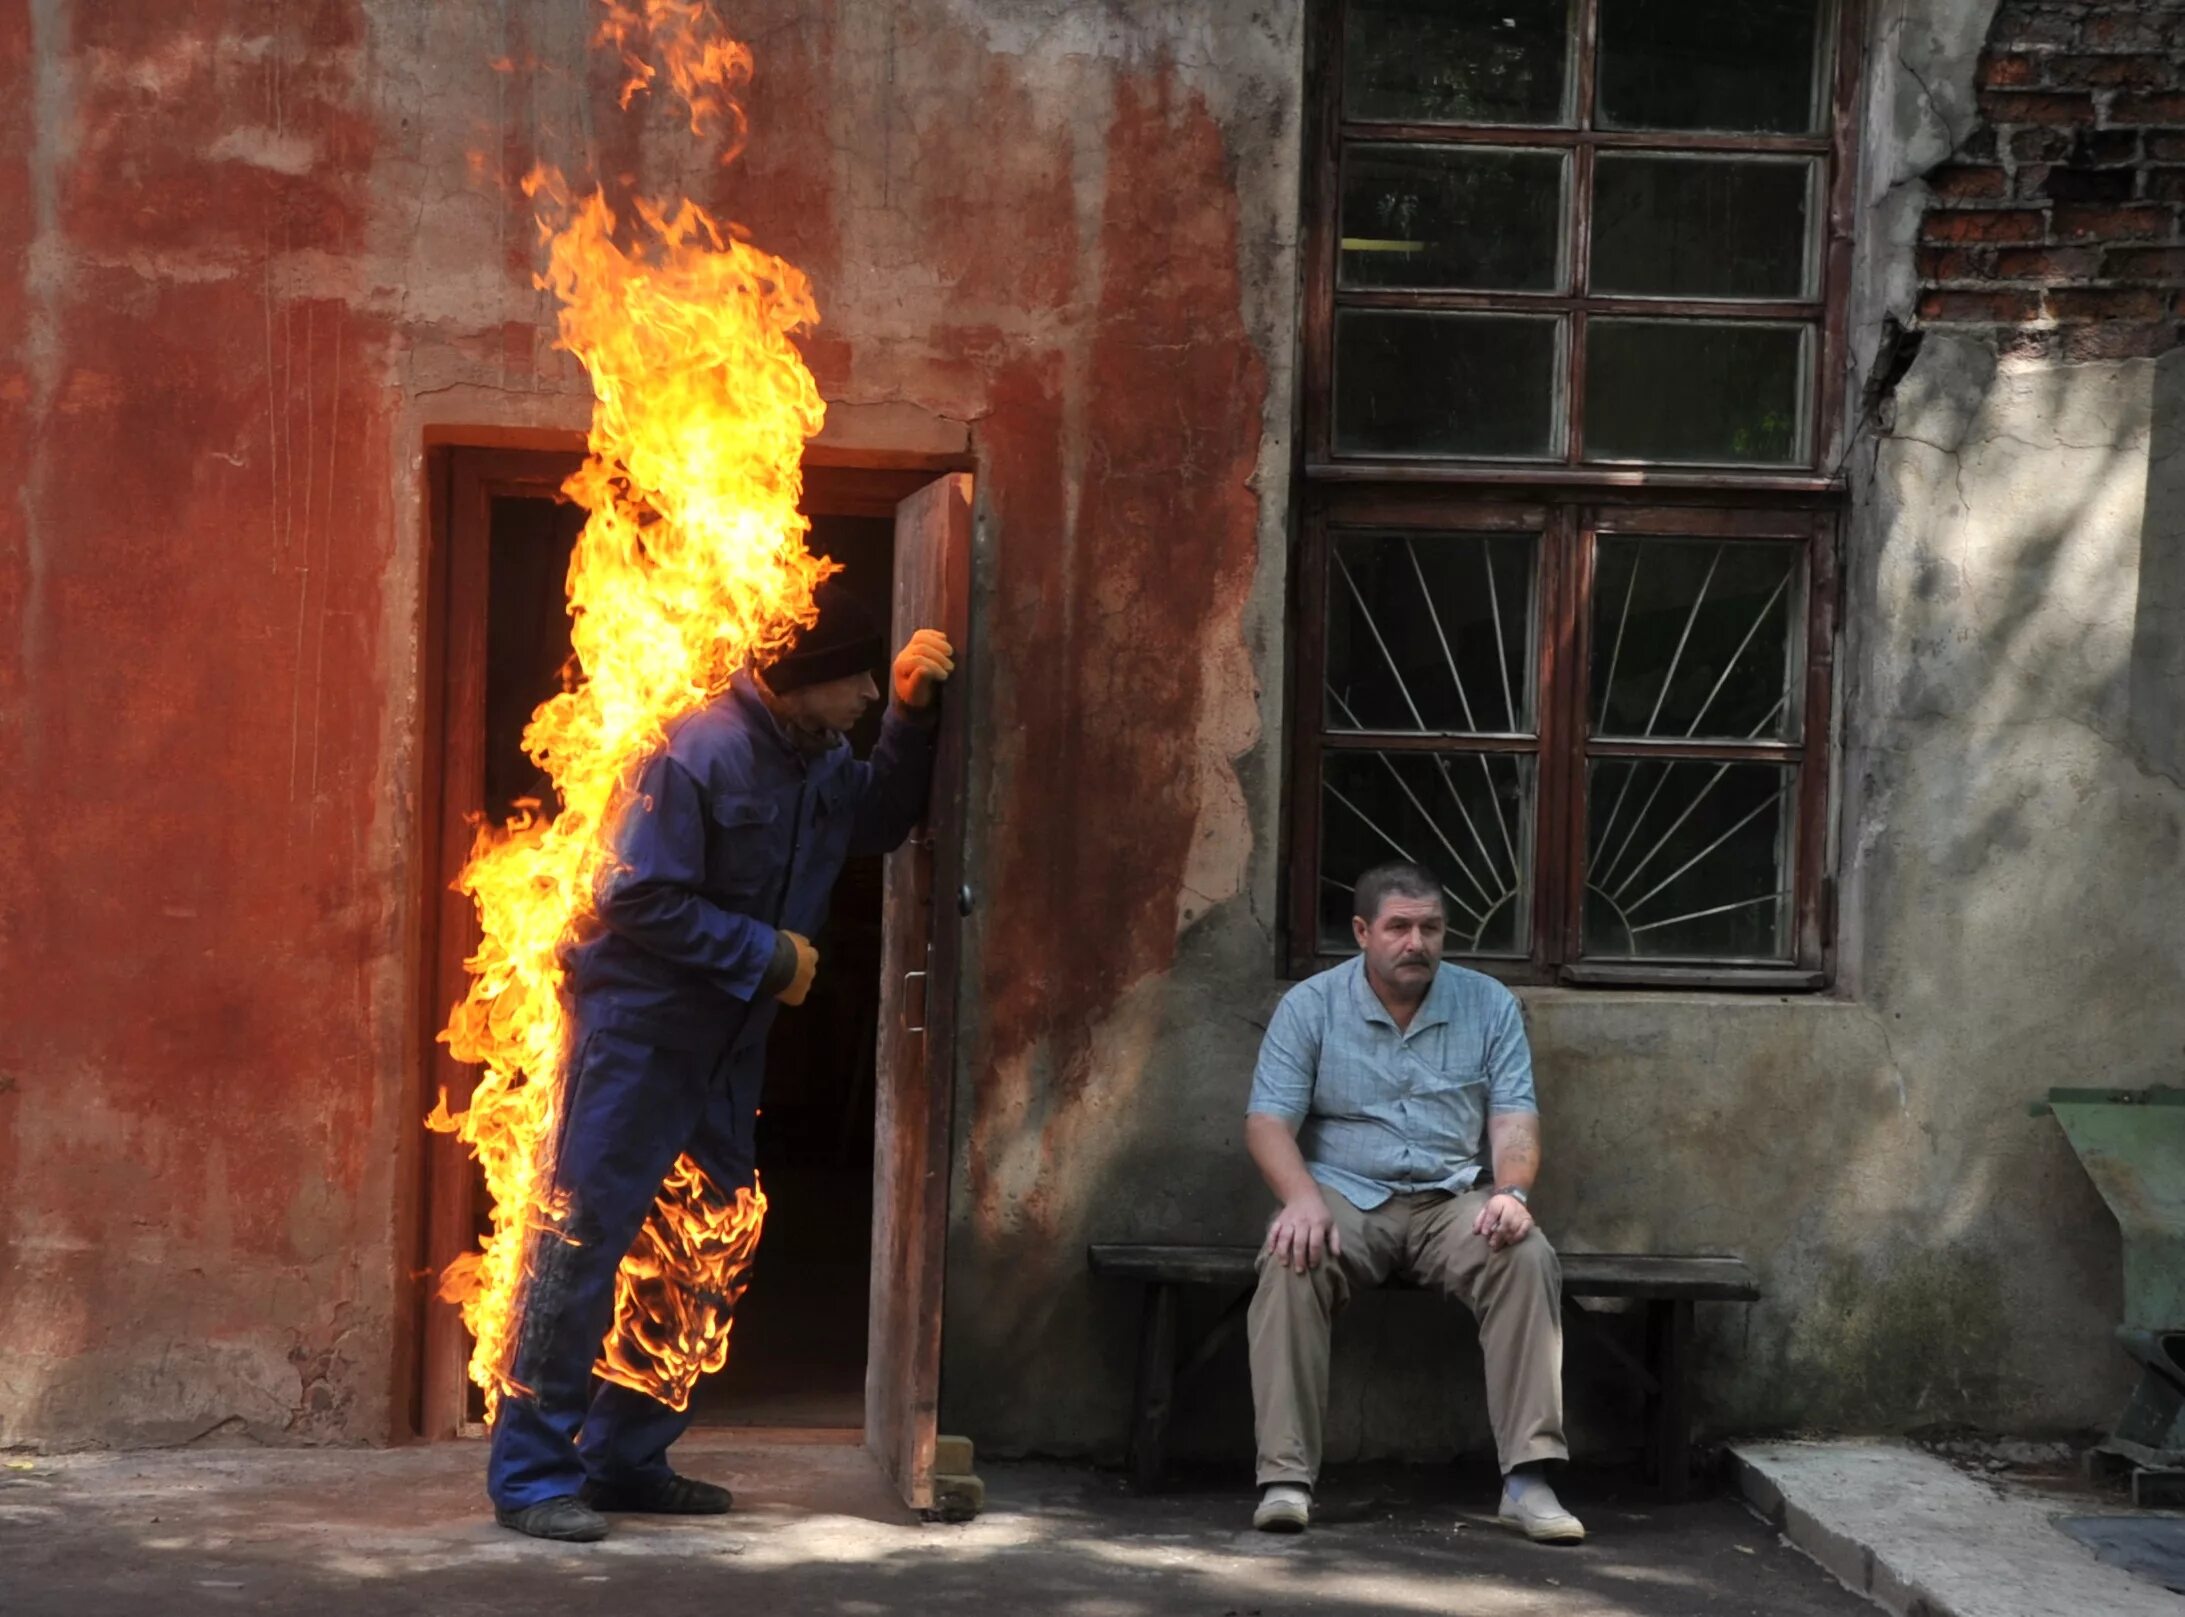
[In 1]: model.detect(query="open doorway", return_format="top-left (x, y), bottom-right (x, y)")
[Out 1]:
top-left (416, 447), bottom-right (969, 1503)
top-left (687, 501), bottom-right (893, 1434)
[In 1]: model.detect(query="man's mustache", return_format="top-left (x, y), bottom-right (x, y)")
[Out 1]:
top-left (1395, 952), bottom-right (1433, 967)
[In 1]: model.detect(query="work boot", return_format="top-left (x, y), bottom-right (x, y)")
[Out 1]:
top-left (1253, 1483), bottom-right (1312, 1533)
top-left (581, 1472), bottom-right (734, 1515)
top-left (1495, 1474), bottom-right (1585, 1544)
top-left (495, 1495), bottom-right (610, 1542)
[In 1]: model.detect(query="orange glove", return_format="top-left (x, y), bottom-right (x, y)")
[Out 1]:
top-left (776, 931), bottom-right (819, 1006)
top-left (892, 629), bottom-right (956, 710)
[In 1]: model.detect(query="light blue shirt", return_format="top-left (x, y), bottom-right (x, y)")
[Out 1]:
top-left (1246, 957), bottom-right (1538, 1211)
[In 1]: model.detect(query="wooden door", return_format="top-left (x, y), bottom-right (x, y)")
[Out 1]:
top-left (866, 471), bottom-right (973, 1509)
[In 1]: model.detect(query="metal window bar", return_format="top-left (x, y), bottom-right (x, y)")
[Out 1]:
top-left (1639, 543), bottom-right (1721, 738)
top-left (1626, 889), bottom-right (1792, 936)
top-left (1324, 779), bottom-right (1489, 927)
top-left (1328, 688), bottom-right (1501, 912)
top-left (1483, 539), bottom-right (1519, 733)
top-left (1334, 549), bottom-right (1513, 890)
top-left (1590, 542), bottom-right (1721, 863)
top-left (1597, 694), bottom-right (1787, 895)
top-left (1590, 541), bottom-right (1794, 884)
top-left (1622, 787), bottom-right (1784, 917)
top-left (1395, 537), bottom-right (1528, 878)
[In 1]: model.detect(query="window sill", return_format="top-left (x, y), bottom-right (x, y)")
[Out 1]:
top-left (1557, 962), bottom-right (1826, 992)
top-left (1288, 952), bottom-right (1828, 994)
top-left (1303, 459), bottom-right (1846, 498)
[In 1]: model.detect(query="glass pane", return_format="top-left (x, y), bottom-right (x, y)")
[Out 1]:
top-left (1591, 155), bottom-right (1816, 299)
top-left (1584, 320), bottom-right (1808, 465)
top-left (1328, 530), bottom-right (1539, 735)
top-left (1584, 759), bottom-right (1793, 960)
top-left (1342, 146), bottom-right (1567, 292)
top-left (1590, 537), bottom-right (1801, 742)
top-left (1335, 311), bottom-right (1562, 459)
top-left (1322, 750), bottom-right (1534, 955)
top-left (1596, 0), bottom-right (1826, 134)
top-left (1344, 0), bottom-right (1573, 126)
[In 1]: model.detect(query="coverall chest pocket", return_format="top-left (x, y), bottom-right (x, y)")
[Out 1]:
top-left (806, 771), bottom-right (856, 871)
top-left (706, 795), bottom-right (783, 901)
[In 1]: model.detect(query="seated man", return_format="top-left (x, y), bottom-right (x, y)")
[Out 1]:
top-left (1244, 860), bottom-right (1582, 1542)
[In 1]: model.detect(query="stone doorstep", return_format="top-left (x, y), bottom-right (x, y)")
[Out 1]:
top-left (1729, 1439), bottom-right (2182, 1617)
top-left (930, 1433), bottom-right (983, 1523)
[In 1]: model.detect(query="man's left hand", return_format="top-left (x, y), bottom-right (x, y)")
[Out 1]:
top-left (893, 629), bottom-right (956, 710)
top-left (1475, 1192), bottom-right (1535, 1251)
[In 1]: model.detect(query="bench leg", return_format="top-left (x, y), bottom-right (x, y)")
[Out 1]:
top-left (1128, 1281), bottom-right (1179, 1492)
top-left (1644, 1298), bottom-right (1696, 1501)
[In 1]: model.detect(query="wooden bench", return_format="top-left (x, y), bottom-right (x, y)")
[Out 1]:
top-left (1088, 1243), bottom-right (1760, 1500)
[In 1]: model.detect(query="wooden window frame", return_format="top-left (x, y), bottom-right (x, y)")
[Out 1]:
top-left (1287, 0), bottom-right (1863, 988)
top-left (1303, 0), bottom-right (1868, 480)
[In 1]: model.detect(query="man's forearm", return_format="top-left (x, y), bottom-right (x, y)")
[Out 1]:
top-left (1487, 1111), bottom-right (1541, 1194)
top-left (1246, 1112), bottom-right (1323, 1206)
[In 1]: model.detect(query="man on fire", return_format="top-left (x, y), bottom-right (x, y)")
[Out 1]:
top-left (487, 578), bottom-right (954, 1542)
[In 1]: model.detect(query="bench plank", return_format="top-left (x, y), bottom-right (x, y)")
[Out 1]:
top-left (1089, 1244), bottom-right (1759, 1302)
top-left (1090, 1240), bottom-right (1760, 1502)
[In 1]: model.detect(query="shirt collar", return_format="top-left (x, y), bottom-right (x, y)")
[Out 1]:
top-left (729, 672), bottom-right (827, 759)
top-left (1346, 954), bottom-right (1453, 1037)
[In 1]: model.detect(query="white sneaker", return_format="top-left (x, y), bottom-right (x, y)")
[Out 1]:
top-left (1496, 1479), bottom-right (1585, 1543)
top-left (1253, 1483), bottom-right (1311, 1533)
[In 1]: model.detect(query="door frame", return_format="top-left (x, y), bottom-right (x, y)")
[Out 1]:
top-left (415, 443), bottom-right (584, 1440)
top-left (410, 442), bottom-right (976, 1468)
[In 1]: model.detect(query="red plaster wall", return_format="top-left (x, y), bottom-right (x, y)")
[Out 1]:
top-left (0, 0), bottom-right (1289, 1448)
top-left (2, 2), bottom-right (403, 1444)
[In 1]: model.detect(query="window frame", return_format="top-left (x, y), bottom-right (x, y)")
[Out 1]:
top-left (1288, 0), bottom-right (1863, 987)
top-left (1289, 493), bottom-right (1836, 986)
top-left (1301, 0), bottom-right (1868, 481)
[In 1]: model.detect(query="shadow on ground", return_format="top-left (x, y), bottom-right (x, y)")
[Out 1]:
top-left (0, 1434), bottom-right (1870, 1616)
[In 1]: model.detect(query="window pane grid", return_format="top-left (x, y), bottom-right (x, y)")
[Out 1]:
top-left (1580, 757), bottom-right (1798, 963)
top-left (1323, 0), bottom-right (1842, 472)
top-left (1320, 748), bottom-right (1538, 957)
top-left (1293, 503), bottom-right (1828, 981)
top-left (1296, 0), bottom-right (1849, 984)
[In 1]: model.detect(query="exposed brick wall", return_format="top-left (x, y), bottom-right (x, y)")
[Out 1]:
top-left (1916, 2), bottom-right (2185, 359)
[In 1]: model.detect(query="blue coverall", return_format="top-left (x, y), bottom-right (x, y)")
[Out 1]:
top-left (486, 674), bottom-right (936, 1509)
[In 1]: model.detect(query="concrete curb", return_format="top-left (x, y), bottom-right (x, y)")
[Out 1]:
top-left (1729, 1440), bottom-right (2182, 1617)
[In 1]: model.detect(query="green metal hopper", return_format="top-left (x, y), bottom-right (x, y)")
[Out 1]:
top-left (2038, 1085), bottom-right (2185, 1505)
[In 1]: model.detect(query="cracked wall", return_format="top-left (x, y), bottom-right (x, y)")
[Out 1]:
top-left (1916, 2), bottom-right (2185, 362)
top-left (3, 0), bottom-right (2175, 1460)
top-left (0, 0), bottom-right (1300, 1450)
top-left (967, 0), bottom-right (2180, 1466)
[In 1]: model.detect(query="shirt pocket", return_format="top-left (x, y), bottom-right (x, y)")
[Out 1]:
top-left (705, 794), bottom-right (782, 901)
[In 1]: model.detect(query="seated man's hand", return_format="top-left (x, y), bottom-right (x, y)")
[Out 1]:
top-left (892, 629), bottom-right (956, 710)
top-left (1475, 1192), bottom-right (1535, 1251)
top-left (1266, 1189), bottom-right (1343, 1273)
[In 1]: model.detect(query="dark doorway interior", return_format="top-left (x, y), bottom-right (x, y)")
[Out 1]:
top-left (483, 496), bottom-right (584, 824)
top-left (689, 509), bottom-right (892, 1432)
top-left (471, 487), bottom-right (889, 1435)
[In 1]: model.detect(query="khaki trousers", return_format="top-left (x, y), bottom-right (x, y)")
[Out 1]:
top-left (1248, 1187), bottom-right (1568, 1486)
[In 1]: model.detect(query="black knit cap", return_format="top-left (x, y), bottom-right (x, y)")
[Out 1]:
top-left (763, 575), bottom-right (885, 694)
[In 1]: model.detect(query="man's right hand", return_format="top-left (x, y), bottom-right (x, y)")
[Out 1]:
top-left (776, 932), bottom-right (819, 1005)
top-left (1265, 1189), bottom-right (1343, 1274)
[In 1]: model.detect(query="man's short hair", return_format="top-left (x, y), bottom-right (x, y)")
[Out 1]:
top-left (1352, 861), bottom-right (1443, 924)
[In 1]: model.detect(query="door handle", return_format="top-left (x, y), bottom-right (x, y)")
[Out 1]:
top-left (903, 970), bottom-right (927, 1035)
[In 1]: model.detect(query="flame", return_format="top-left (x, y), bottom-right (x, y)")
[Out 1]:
top-left (430, 1), bottom-right (823, 1418)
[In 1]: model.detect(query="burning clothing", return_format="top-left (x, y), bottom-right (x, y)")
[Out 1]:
top-left (488, 675), bottom-right (935, 1511)
top-left (565, 672), bottom-right (936, 1050)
